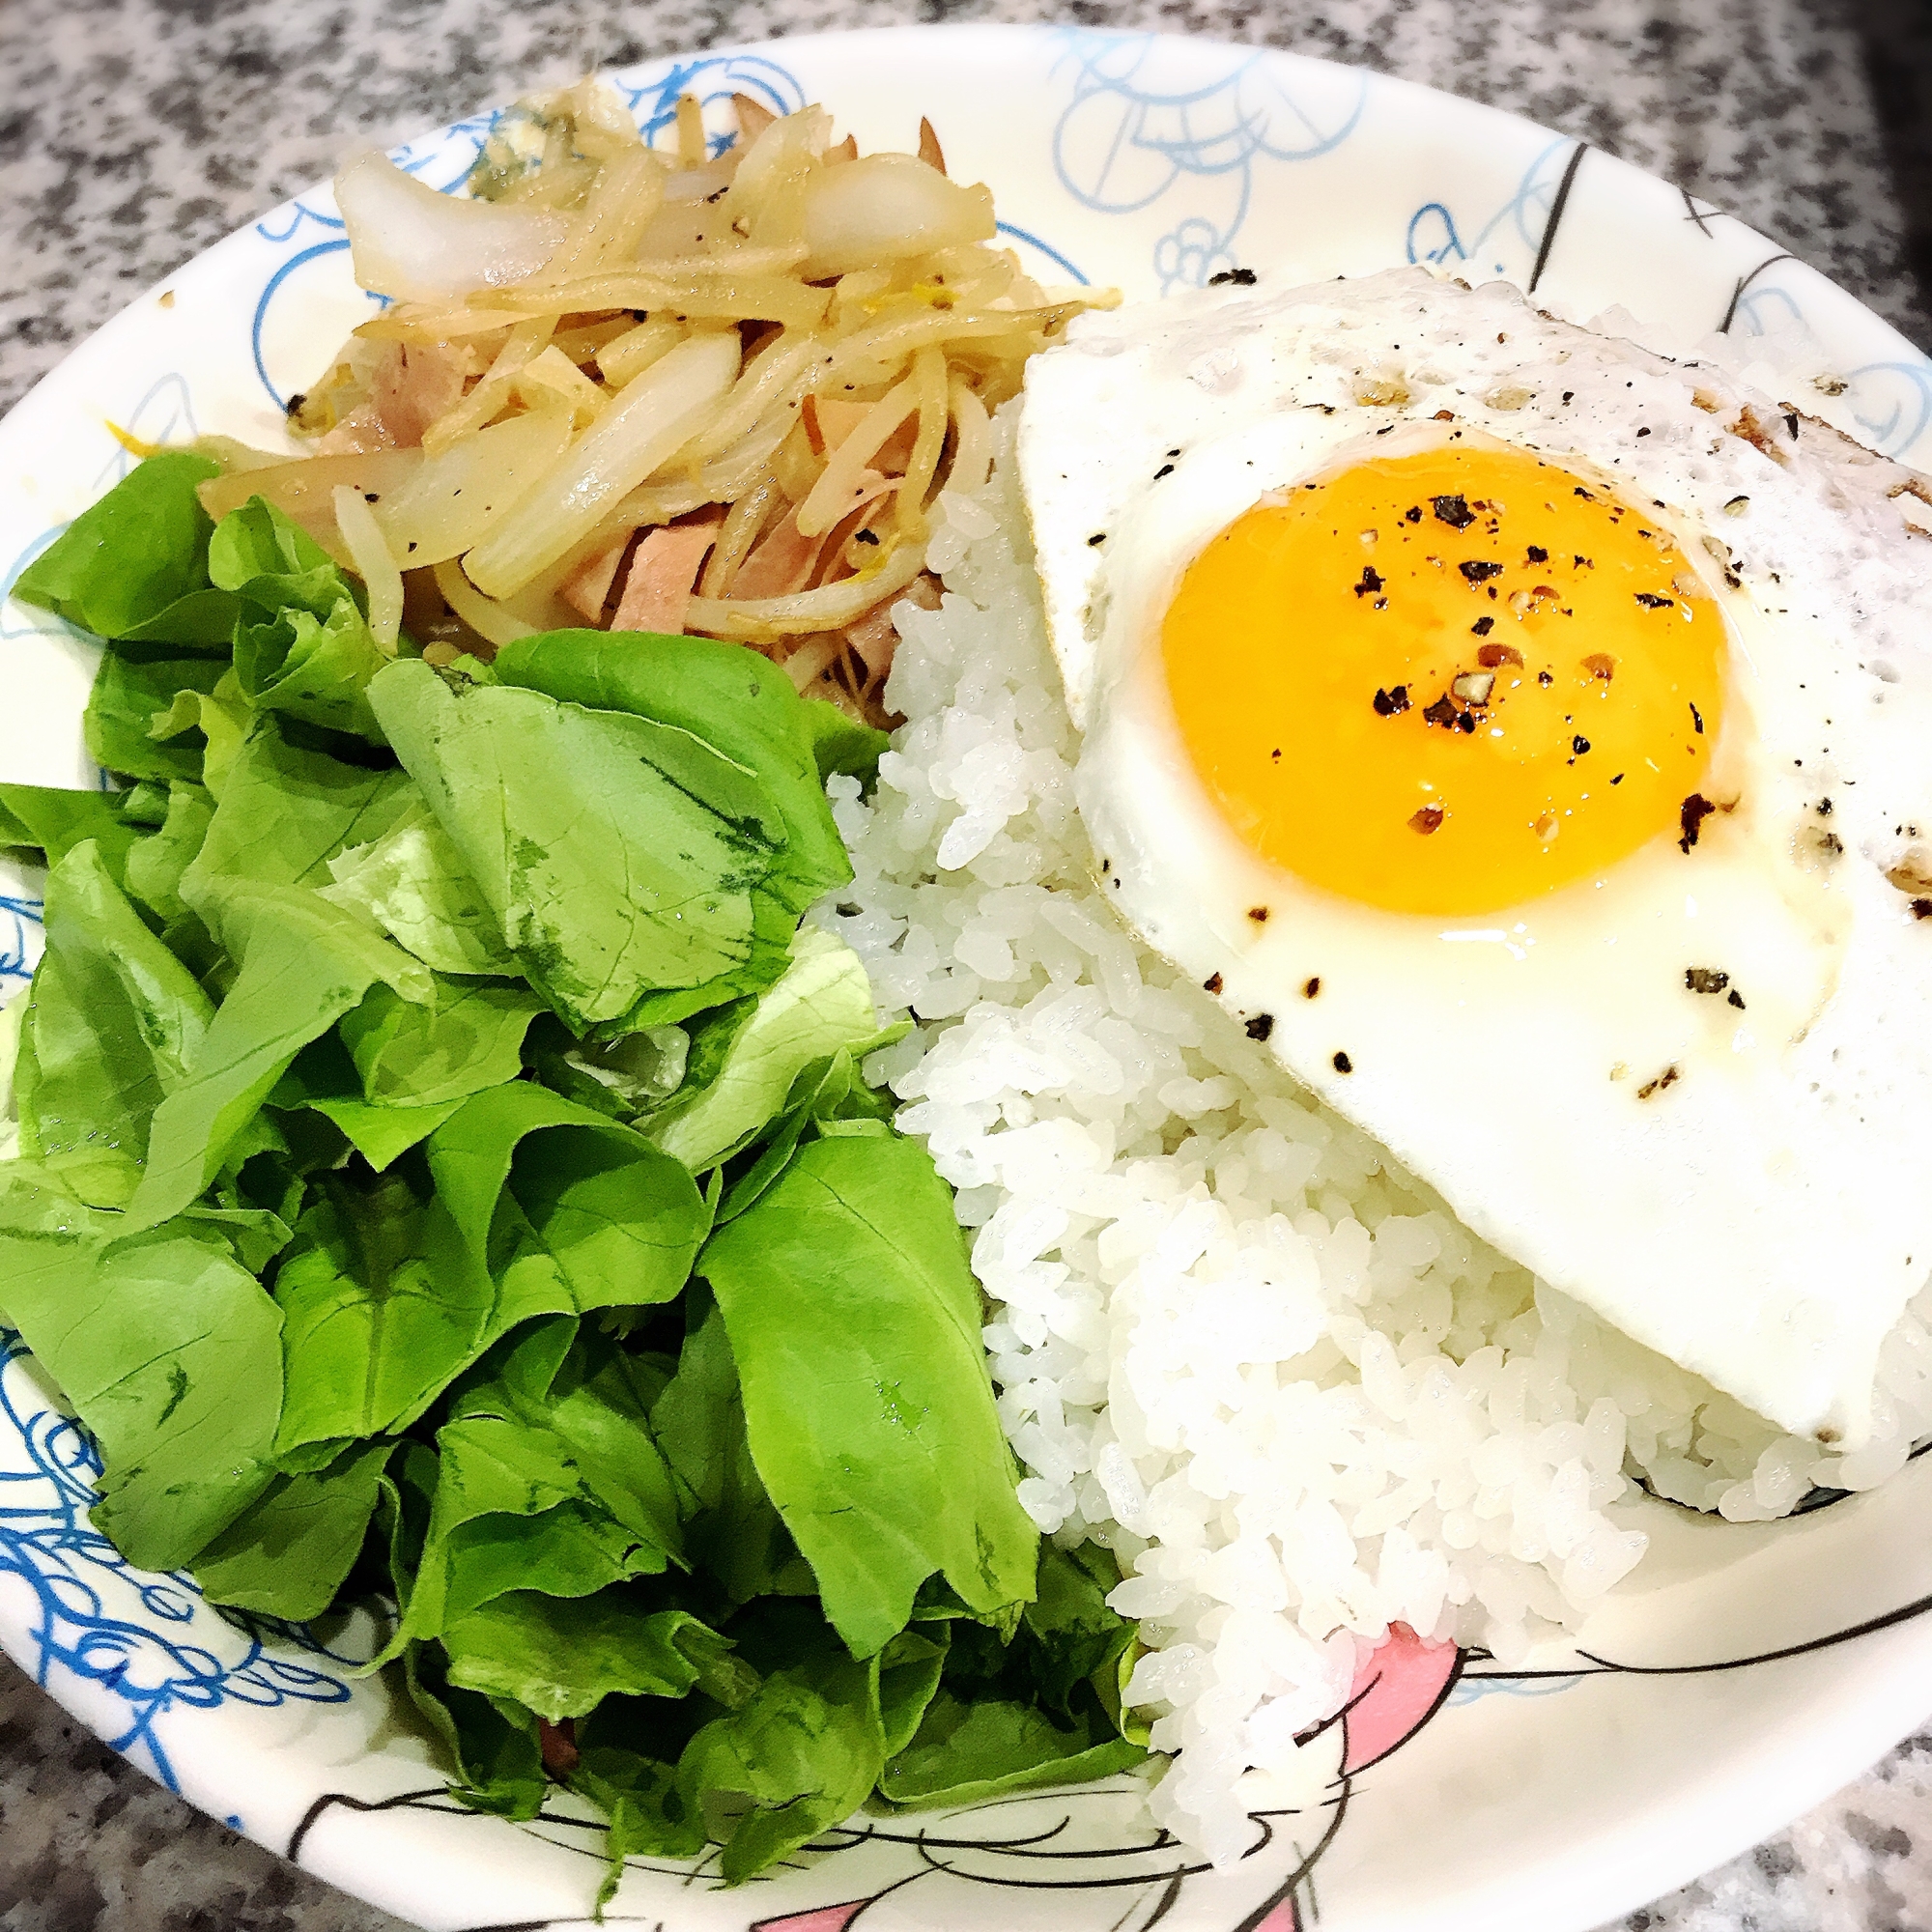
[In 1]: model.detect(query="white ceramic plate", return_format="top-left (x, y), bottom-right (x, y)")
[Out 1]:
top-left (5, 24), bottom-right (1932, 1932)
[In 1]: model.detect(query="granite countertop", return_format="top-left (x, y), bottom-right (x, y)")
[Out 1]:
top-left (2, 0), bottom-right (1929, 1926)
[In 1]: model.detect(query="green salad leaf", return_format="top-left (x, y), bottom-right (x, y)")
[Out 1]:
top-left (15, 839), bottom-right (214, 1207)
top-left (0, 783), bottom-right (145, 883)
top-left (371, 661), bottom-right (774, 1029)
top-left (701, 1133), bottom-right (1037, 1658)
top-left (645, 923), bottom-right (901, 1173)
top-left (86, 651), bottom-right (230, 785)
top-left (317, 789), bottom-right (518, 976)
top-left (0, 1166), bottom-right (282, 1570)
top-left (0, 450), bottom-right (1147, 1888)
top-left (211, 497), bottom-right (389, 743)
top-left (12, 451), bottom-right (240, 648)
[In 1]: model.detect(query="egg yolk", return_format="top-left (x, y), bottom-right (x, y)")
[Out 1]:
top-left (1161, 442), bottom-right (1726, 916)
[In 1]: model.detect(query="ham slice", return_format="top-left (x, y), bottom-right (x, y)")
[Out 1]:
top-left (611, 509), bottom-right (725, 636)
top-left (372, 342), bottom-right (469, 448)
top-left (731, 471), bottom-right (898, 600)
top-left (561, 535), bottom-right (631, 622)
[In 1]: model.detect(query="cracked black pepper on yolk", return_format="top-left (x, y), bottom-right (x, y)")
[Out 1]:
top-left (1161, 442), bottom-right (1725, 915)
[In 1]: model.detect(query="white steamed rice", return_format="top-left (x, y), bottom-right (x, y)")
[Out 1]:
top-left (811, 410), bottom-right (1932, 1863)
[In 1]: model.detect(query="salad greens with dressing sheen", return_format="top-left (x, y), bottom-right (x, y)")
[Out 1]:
top-left (2, 451), bottom-right (1146, 1892)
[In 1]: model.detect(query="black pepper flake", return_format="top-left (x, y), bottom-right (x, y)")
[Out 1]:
top-left (1303, 977), bottom-right (1321, 999)
top-left (1572, 734), bottom-right (1591, 755)
top-left (1727, 988), bottom-right (1747, 1009)
top-left (1208, 267), bottom-right (1258, 286)
top-left (1817, 798), bottom-right (1833, 815)
top-left (1679, 792), bottom-right (1716, 852)
top-left (285, 391), bottom-right (307, 417)
top-left (854, 528), bottom-right (881, 546)
top-left (1634, 591), bottom-right (1675, 610)
top-left (1573, 484), bottom-right (1593, 497)
top-left (1685, 967), bottom-right (1730, 994)
top-left (1457, 710), bottom-right (1476, 733)
top-left (1690, 700), bottom-right (1704, 734)
top-left (1404, 505), bottom-right (1423, 524)
top-left (1538, 669), bottom-right (1554, 687)
top-left (1088, 531), bottom-right (1107, 547)
top-left (1635, 426), bottom-right (1651, 438)
top-left (706, 185), bottom-right (729, 203)
top-left (1373, 684), bottom-right (1411, 717)
top-left (1636, 1064), bottom-right (1681, 1099)
top-left (1246, 1013), bottom-right (1275, 1041)
top-left (1562, 391), bottom-right (1576, 404)
top-left (1332, 1050), bottom-right (1353, 1074)
top-left (1525, 544), bottom-right (1548, 562)
top-left (363, 491), bottom-right (381, 503)
top-left (1247, 905), bottom-right (1269, 923)
top-left (1432, 494), bottom-right (1476, 529)
top-left (1422, 695), bottom-right (1458, 728)
top-left (1204, 972), bottom-right (1223, 993)
top-left (1271, 747), bottom-right (1282, 761)
top-left (1914, 898), bottom-right (1932, 920)
top-left (1784, 411), bottom-right (1800, 439)
top-left (1409, 805), bottom-right (1444, 834)
top-left (1153, 463), bottom-right (1175, 480)
top-left (1460, 559), bottom-right (1504, 583)
top-left (1471, 614), bottom-right (1495, 637)
top-left (1354, 565), bottom-right (1384, 598)
top-left (1611, 773), bottom-right (1624, 784)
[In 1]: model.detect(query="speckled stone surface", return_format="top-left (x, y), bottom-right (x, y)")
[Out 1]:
top-left (2, 0), bottom-right (1931, 1926)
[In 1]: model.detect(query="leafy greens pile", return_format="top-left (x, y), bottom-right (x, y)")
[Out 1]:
top-left (2, 451), bottom-right (1146, 1887)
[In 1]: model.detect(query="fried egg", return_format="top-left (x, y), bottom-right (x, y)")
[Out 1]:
top-left (1018, 268), bottom-right (1932, 1447)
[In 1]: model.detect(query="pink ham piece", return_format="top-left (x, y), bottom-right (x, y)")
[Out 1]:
top-left (611, 507), bottom-right (726, 636)
top-left (560, 535), bottom-right (631, 622)
top-left (372, 342), bottom-right (469, 448)
top-left (731, 472), bottom-right (898, 600)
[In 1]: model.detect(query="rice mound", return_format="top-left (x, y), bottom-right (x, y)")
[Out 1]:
top-left (814, 415), bottom-right (1932, 1861)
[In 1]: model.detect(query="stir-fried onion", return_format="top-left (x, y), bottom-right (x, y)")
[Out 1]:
top-left (198, 78), bottom-right (1113, 724)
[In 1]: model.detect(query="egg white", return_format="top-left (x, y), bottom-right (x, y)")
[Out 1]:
top-left (1018, 268), bottom-right (1932, 1446)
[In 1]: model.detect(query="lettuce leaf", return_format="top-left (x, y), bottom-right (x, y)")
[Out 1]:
top-left (443, 1591), bottom-right (753, 1723)
top-left (190, 1436), bottom-right (395, 1620)
top-left (15, 840), bottom-right (214, 1207)
top-left (86, 651), bottom-right (229, 784)
top-left (371, 660), bottom-right (774, 1030)
top-left (0, 783), bottom-right (144, 884)
top-left (644, 923), bottom-right (898, 1172)
top-left (339, 979), bottom-right (545, 1109)
top-left (123, 781), bottom-right (215, 923)
top-left (0, 1165), bottom-right (282, 1570)
top-left (271, 1086), bottom-right (706, 1465)
top-left (128, 880), bottom-right (434, 1229)
top-left (877, 1690), bottom-right (1144, 1806)
top-left (210, 497), bottom-right (388, 743)
top-left (182, 715), bottom-right (414, 900)
top-left (675, 1640), bottom-right (887, 1882)
top-left (490, 628), bottom-right (852, 915)
top-left (317, 788), bottom-right (518, 976)
top-left (11, 451), bottom-right (240, 649)
top-left (700, 1133), bottom-right (1037, 1658)
top-left (390, 1324), bottom-right (684, 1648)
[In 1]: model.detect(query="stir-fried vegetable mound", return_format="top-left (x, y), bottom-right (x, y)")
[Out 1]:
top-left (209, 82), bottom-right (1109, 729)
